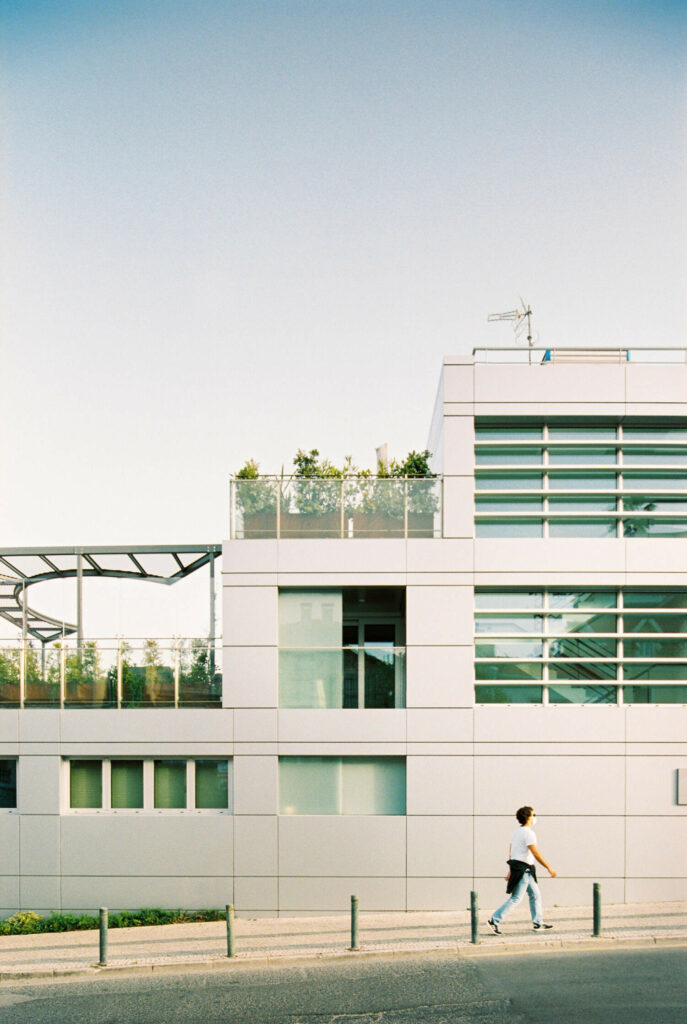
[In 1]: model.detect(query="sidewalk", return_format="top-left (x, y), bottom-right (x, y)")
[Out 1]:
top-left (0, 902), bottom-right (685, 981)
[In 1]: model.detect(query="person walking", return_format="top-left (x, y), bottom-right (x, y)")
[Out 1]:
top-left (488, 805), bottom-right (556, 934)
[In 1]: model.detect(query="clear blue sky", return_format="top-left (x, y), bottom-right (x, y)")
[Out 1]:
top-left (2, 0), bottom-right (686, 554)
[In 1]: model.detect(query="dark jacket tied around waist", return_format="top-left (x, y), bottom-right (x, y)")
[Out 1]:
top-left (506, 859), bottom-right (538, 894)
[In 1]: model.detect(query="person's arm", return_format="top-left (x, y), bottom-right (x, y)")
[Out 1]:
top-left (528, 843), bottom-right (557, 877)
top-left (505, 843), bottom-right (512, 882)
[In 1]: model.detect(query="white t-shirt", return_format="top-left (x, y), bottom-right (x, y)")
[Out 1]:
top-left (510, 826), bottom-right (536, 865)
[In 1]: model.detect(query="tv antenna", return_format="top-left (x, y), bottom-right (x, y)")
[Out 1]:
top-left (487, 299), bottom-right (533, 348)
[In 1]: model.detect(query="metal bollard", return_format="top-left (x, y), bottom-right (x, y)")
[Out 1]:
top-left (350, 894), bottom-right (359, 951)
top-left (593, 882), bottom-right (601, 937)
top-left (226, 904), bottom-right (235, 957)
top-left (98, 907), bottom-right (108, 966)
top-left (470, 890), bottom-right (480, 945)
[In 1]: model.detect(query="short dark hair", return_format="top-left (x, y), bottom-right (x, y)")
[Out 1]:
top-left (516, 806), bottom-right (533, 825)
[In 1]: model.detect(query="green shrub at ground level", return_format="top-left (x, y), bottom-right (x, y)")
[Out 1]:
top-left (0, 908), bottom-right (225, 935)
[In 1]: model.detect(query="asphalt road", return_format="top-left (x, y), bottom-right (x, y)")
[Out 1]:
top-left (0, 947), bottom-right (685, 1024)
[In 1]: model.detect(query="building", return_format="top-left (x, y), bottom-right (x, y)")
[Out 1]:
top-left (1, 347), bottom-right (687, 917)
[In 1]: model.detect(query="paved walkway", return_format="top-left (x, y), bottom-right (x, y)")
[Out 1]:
top-left (0, 902), bottom-right (685, 980)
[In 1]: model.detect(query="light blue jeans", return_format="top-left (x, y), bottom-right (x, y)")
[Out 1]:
top-left (492, 871), bottom-right (543, 926)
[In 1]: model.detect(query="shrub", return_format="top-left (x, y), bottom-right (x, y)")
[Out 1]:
top-left (0, 908), bottom-right (225, 934)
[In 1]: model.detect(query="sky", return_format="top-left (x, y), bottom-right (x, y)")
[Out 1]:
top-left (1, 0), bottom-right (686, 635)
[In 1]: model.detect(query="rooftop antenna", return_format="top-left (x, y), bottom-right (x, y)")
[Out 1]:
top-left (487, 299), bottom-right (534, 360)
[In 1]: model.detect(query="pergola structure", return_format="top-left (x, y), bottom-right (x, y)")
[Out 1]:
top-left (0, 545), bottom-right (221, 646)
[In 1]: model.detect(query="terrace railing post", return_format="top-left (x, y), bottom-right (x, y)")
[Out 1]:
top-left (350, 894), bottom-right (359, 950)
top-left (173, 636), bottom-right (180, 709)
top-left (226, 904), bottom-right (235, 957)
top-left (277, 480), bottom-right (281, 539)
top-left (340, 478), bottom-right (345, 538)
top-left (20, 582), bottom-right (27, 709)
top-left (404, 476), bottom-right (408, 538)
top-left (470, 890), bottom-right (480, 944)
top-left (593, 882), bottom-right (601, 937)
top-left (60, 636), bottom-right (66, 709)
top-left (116, 637), bottom-right (123, 709)
top-left (98, 907), bottom-right (108, 966)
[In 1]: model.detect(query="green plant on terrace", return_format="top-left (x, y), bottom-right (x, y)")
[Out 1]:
top-left (65, 640), bottom-right (104, 701)
top-left (291, 449), bottom-right (353, 515)
top-left (235, 459), bottom-right (278, 515)
top-left (0, 647), bottom-right (20, 693)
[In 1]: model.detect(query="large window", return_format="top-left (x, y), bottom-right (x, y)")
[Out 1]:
top-left (475, 421), bottom-right (687, 538)
top-left (475, 589), bottom-right (687, 704)
top-left (279, 756), bottom-right (406, 814)
top-left (67, 759), bottom-right (232, 811)
top-left (278, 588), bottom-right (406, 708)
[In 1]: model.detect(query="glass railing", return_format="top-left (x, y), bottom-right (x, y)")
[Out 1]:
top-left (279, 646), bottom-right (406, 708)
top-left (230, 477), bottom-right (442, 539)
top-left (0, 639), bottom-right (222, 709)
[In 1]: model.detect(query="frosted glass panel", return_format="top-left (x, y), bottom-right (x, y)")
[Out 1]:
top-left (279, 757), bottom-right (406, 814)
top-left (279, 590), bottom-right (342, 648)
top-left (279, 757), bottom-right (340, 814)
top-left (279, 649), bottom-right (343, 707)
top-left (341, 757), bottom-right (406, 815)
top-left (195, 760), bottom-right (229, 809)
top-left (111, 761), bottom-right (143, 809)
top-left (154, 760), bottom-right (186, 808)
top-left (70, 760), bottom-right (102, 808)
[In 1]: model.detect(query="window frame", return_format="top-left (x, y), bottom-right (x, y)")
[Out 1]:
top-left (0, 757), bottom-right (18, 813)
top-left (475, 587), bottom-right (687, 705)
top-left (64, 757), bottom-right (232, 814)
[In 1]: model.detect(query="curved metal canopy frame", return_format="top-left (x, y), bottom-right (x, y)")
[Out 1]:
top-left (0, 545), bottom-right (221, 644)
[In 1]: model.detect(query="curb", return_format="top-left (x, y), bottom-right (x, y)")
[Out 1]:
top-left (0, 934), bottom-right (685, 983)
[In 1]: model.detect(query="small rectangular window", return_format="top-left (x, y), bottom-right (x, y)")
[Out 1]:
top-left (475, 426), bottom-right (543, 440)
top-left (623, 474), bottom-right (687, 491)
top-left (548, 684), bottom-right (617, 704)
top-left (548, 448), bottom-right (617, 466)
top-left (475, 640), bottom-right (544, 659)
top-left (475, 662), bottom-right (543, 680)
top-left (548, 519), bottom-right (617, 537)
top-left (0, 759), bottom-right (17, 808)
top-left (624, 614), bottom-right (687, 633)
top-left (474, 591), bottom-right (543, 609)
top-left (475, 519), bottom-right (543, 538)
top-left (474, 685), bottom-right (542, 703)
top-left (624, 685), bottom-right (687, 704)
top-left (623, 663), bottom-right (687, 680)
top-left (111, 761), bottom-right (143, 809)
top-left (623, 448), bottom-right (687, 465)
top-left (475, 447), bottom-right (542, 466)
top-left (548, 426), bottom-right (617, 441)
top-left (548, 498), bottom-right (616, 513)
top-left (70, 760), bottom-right (102, 808)
top-left (475, 473), bottom-right (543, 491)
top-left (548, 637), bottom-right (616, 658)
top-left (548, 592), bottom-right (617, 609)
top-left (623, 591), bottom-right (687, 609)
top-left (154, 760), bottom-right (187, 808)
top-left (548, 662), bottom-right (617, 680)
top-left (475, 614), bottom-right (543, 634)
top-left (195, 760), bottom-right (228, 809)
top-left (548, 473), bottom-right (617, 490)
top-left (475, 497), bottom-right (543, 513)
